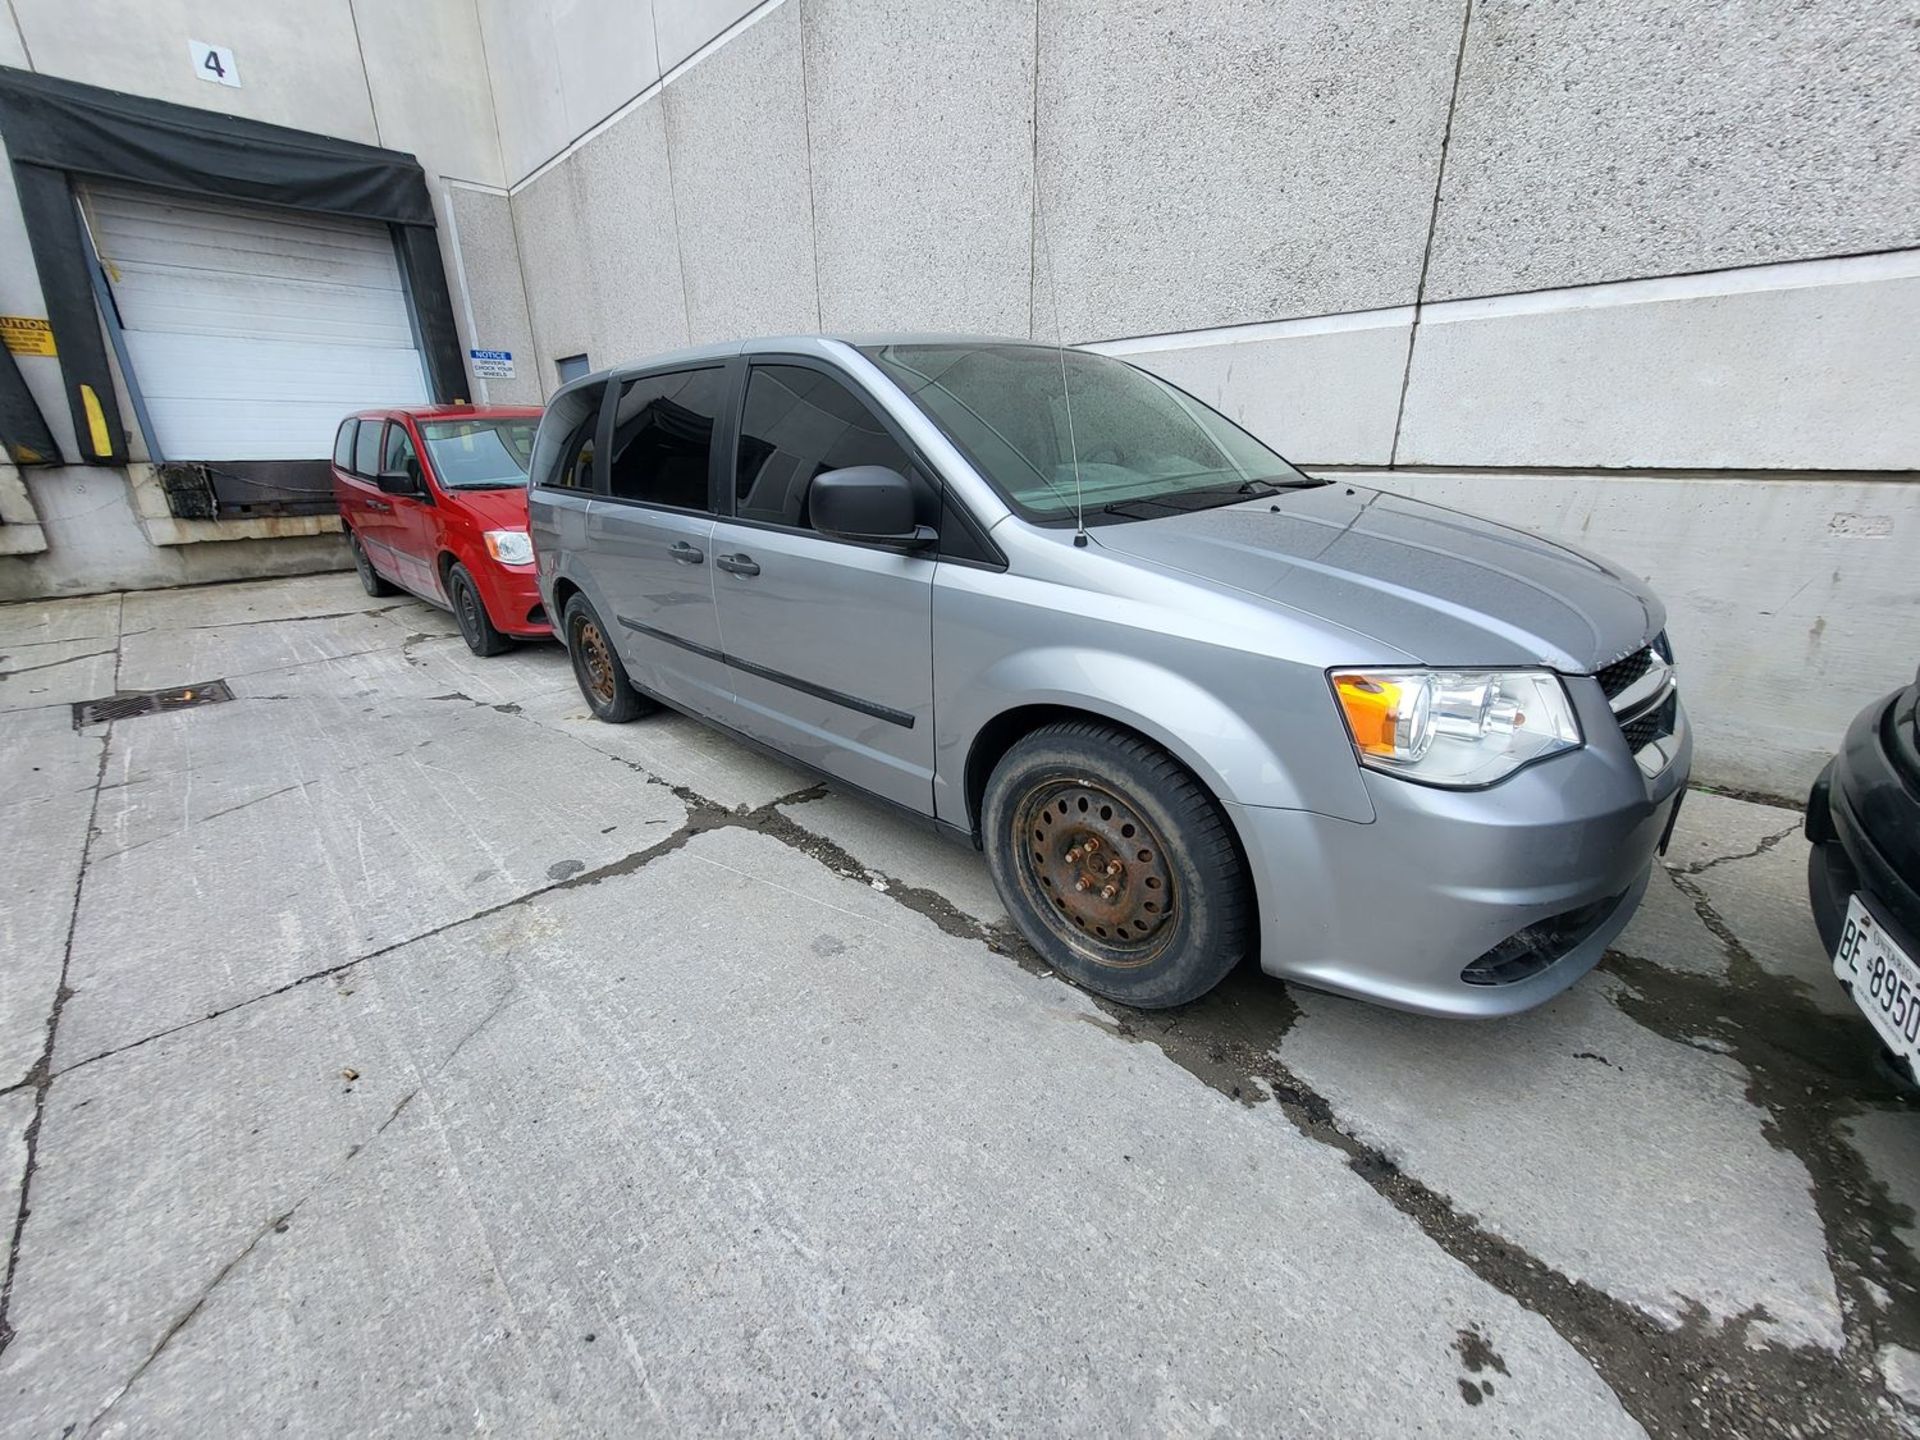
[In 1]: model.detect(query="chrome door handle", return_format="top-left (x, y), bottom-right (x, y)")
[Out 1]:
top-left (366, 500), bottom-right (392, 513)
top-left (668, 541), bottom-right (705, 564)
top-left (716, 553), bottom-right (759, 576)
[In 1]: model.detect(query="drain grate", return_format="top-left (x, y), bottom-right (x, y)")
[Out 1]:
top-left (73, 680), bottom-right (235, 730)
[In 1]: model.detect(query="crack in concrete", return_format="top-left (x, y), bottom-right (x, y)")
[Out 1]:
top-left (47, 760), bottom-right (823, 1081)
top-left (114, 603), bottom-right (412, 640)
top-left (0, 647), bottom-right (116, 682)
top-left (0, 716), bottom-right (114, 1359)
top-left (1690, 782), bottom-right (1808, 815)
top-left (1050, 951), bottom-right (1916, 1437)
top-left (418, 694), bottom-right (1920, 1432)
top-left (117, 642), bottom-right (413, 695)
top-left (77, 929), bottom-right (539, 1430)
top-left (0, 631), bottom-right (121, 657)
top-left (786, 796), bottom-right (1917, 1436)
top-left (0, 592), bottom-right (127, 1347)
top-left (12, 650), bottom-right (1909, 1433)
top-left (1655, 873), bottom-right (1920, 1368)
top-left (1665, 822), bottom-right (1804, 877)
top-left (80, 1088), bottom-right (422, 1435)
top-left (86, 713), bottom-right (526, 861)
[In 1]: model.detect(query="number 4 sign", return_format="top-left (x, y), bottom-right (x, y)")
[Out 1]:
top-left (189, 40), bottom-right (241, 88)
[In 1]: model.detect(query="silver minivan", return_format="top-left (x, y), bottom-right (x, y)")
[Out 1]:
top-left (529, 337), bottom-right (1689, 1016)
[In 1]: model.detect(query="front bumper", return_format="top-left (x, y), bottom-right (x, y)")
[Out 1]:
top-left (1231, 687), bottom-right (1691, 1017)
top-left (1805, 687), bottom-right (1920, 958)
top-left (1805, 688), bottom-right (1920, 1090)
top-left (473, 562), bottom-right (553, 639)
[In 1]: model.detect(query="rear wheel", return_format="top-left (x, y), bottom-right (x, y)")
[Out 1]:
top-left (983, 720), bottom-right (1252, 1008)
top-left (349, 530), bottom-right (396, 597)
top-left (562, 594), bottom-right (653, 723)
top-left (449, 563), bottom-right (512, 657)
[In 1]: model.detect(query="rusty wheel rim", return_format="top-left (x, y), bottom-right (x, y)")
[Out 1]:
top-left (1017, 780), bottom-right (1176, 967)
top-left (576, 617), bottom-right (616, 705)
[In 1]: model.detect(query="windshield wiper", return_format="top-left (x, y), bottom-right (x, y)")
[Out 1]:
top-left (1244, 475), bottom-right (1330, 491)
top-left (1099, 496), bottom-right (1183, 519)
top-left (452, 481), bottom-right (524, 490)
top-left (1097, 475), bottom-right (1328, 521)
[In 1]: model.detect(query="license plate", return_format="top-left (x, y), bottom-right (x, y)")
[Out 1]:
top-left (1833, 894), bottom-right (1920, 1070)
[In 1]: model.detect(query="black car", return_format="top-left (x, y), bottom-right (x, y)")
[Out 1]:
top-left (1807, 666), bottom-right (1920, 1085)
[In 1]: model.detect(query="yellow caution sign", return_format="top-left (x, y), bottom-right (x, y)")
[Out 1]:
top-left (0, 316), bottom-right (56, 357)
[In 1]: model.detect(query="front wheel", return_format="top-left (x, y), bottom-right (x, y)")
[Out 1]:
top-left (983, 720), bottom-right (1253, 1009)
top-left (562, 594), bottom-right (654, 723)
top-left (449, 563), bottom-right (512, 657)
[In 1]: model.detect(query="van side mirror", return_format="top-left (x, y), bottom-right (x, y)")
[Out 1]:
top-left (376, 467), bottom-right (419, 496)
top-left (809, 466), bottom-right (936, 548)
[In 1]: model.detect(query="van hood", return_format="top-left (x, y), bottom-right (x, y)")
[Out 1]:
top-left (1089, 486), bottom-right (1661, 672)
top-left (443, 486), bottom-right (532, 529)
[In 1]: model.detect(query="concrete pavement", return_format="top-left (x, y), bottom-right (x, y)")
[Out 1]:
top-left (0, 573), bottom-right (1914, 1437)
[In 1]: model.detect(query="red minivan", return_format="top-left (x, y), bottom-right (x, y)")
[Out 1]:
top-left (331, 405), bottom-right (549, 654)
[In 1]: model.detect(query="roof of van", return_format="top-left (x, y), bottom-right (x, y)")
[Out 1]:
top-left (553, 334), bottom-right (1070, 391)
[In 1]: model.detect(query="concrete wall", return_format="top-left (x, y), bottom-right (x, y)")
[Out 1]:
top-left (456, 0), bottom-right (1916, 796)
top-left (1, 0), bottom-right (1914, 795)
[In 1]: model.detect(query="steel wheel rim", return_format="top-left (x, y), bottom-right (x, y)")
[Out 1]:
top-left (456, 580), bottom-right (483, 645)
top-left (1016, 779), bottom-right (1177, 968)
top-left (576, 617), bottom-right (616, 705)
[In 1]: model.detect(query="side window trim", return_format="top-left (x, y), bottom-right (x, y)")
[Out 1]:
top-left (385, 419), bottom-right (430, 500)
top-left (726, 354), bottom-right (925, 530)
top-left (334, 417), bottom-right (358, 471)
top-left (711, 355), bottom-right (747, 520)
top-left (724, 353), bottom-right (1007, 569)
top-left (591, 375), bottom-right (616, 497)
top-left (352, 416), bottom-right (386, 478)
top-left (593, 364), bottom-right (728, 516)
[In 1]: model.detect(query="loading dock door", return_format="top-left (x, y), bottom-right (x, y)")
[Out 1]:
top-left (85, 184), bottom-right (430, 461)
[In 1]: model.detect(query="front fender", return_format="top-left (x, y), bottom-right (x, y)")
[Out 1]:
top-left (938, 645), bottom-right (1376, 830)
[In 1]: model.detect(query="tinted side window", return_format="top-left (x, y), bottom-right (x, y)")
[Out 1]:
top-left (333, 419), bottom-right (357, 469)
top-left (735, 365), bottom-right (914, 530)
top-left (383, 422), bottom-right (421, 486)
top-left (606, 368), bottom-right (724, 511)
top-left (532, 382), bottom-right (606, 492)
top-left (353, 419), bottom-right (384, 477)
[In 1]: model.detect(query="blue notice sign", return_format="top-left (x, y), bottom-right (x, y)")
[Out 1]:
top-left (469, 348), bottom-right (514, 378)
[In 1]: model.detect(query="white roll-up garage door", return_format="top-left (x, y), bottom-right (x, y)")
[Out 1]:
top-left (84, 184), bottom-right (431, 461)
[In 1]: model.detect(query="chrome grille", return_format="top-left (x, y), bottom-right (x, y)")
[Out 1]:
top-left (1596, 631), bottom-right (1678, 767)
top-left (1595, 647), bottom-right (1654, 701)
top-left (1621, 692), bottom-right (1678, 752)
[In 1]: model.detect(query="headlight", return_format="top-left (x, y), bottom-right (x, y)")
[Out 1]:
top-left (483, 529), bottom-right (533, 565)
top-left (1330, 668), bottom-right (1582, 788)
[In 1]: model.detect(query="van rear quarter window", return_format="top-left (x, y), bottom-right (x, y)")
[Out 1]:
top-left (532, 383), bottom-right (606, 492)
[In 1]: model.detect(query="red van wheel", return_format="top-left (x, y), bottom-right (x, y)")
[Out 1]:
top-left (348, 531), bottom-right (396, 597)
top-left (449, 564), bottom-right (512, 657)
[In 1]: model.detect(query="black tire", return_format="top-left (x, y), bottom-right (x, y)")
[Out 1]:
top-left (983, 720), bottom-right (1252, 1009)
top-left (562, 593), bottom-right (653, 723)
top-left (348, 529), bottom-right (397, 597)
top-left (449, 563), bottom-right (513, 657)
